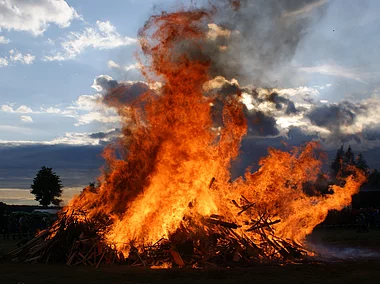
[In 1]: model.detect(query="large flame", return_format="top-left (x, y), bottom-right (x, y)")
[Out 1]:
top-left (67, 8), bottom-right (365, 255)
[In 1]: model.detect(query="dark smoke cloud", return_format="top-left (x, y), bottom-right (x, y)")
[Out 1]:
top-left (204, 78), bottom-right (284, 137)
top-left (92, 75), bottom-right (119, 92)
top-left (267, 92), bottom-right (298, 115)
top-left (245, 108), bottom-right (279, 137)
top-left (89, 128), bottom-right (121, 140)
top-left (362, 124), bottom-right (380, 141)
top-left (307, 101), bottom-right (364, 129)
top-left (103, 81), bottom-right (152, 107)
top-left (200, 0), bottom-right (328, 86)
top-left (92, 75), bottom-right (154, 108)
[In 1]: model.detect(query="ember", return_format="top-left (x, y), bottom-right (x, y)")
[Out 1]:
top-left (4, 3), bottom-right (366, 268)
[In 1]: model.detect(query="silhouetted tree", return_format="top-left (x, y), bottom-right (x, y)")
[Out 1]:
top-left (368, 169), bottom-right (380, 188)
top-left (331, 145), bottom-right (344, 179)
top-left (82, 182), bottom-right (97, 194)
top-left (344, 145), bottom-right (355, 166)
top-left (30, 166), bottom-right (63, 207)
top-left (356, 153), bottom-right (370, 175)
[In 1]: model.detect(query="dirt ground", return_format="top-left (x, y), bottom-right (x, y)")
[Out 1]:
top-left (1, 228), bottom-right (380, 284)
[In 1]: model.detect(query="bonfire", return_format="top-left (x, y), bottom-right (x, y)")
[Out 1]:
top-left (5, 2), bottom-right (365, 268)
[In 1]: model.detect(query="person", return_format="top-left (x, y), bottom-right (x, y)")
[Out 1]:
top-left (1, 211), bottom-right (10, 239)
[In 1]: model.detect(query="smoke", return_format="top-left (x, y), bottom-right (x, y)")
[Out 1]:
top-left (308, 243), bottom-right (380, 261)
top-left (98, 1), bottom-right (380, 152)
top-left (197, 0), bottom-right (329, 86)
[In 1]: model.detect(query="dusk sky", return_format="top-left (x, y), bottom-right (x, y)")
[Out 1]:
top-left (1, 0), bottom-right (380, 205)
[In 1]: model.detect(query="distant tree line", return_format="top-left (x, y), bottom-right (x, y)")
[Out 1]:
top-left (330, 145), bottom-right (380, 189)
top-left (303, 145), bottom-right (380, 200)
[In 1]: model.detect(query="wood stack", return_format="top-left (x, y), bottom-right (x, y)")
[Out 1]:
top-left (3, 210), bottom-right (122, 266)
top-left (3, 195), bottom-right (309, 267)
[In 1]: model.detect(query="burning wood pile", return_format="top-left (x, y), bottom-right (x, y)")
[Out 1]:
top-left (4, 211), bottom-right (118, 267)
top-left (5, 1), bottom-right (366, 269)
top-left (4, 193), bottom-right (309, 268)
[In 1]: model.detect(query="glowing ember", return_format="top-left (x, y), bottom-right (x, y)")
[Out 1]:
top-left (64, 6), bottom-right (365, 263)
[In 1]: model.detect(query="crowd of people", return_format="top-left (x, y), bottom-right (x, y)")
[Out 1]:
top-left (0, 211), bottom-right (54, 240)
top-left (322, 207), bottom-right (380, 231)
top-left (1, 207), bottom-right (380, 240)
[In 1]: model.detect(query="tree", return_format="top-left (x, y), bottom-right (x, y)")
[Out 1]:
top-left (368, 169), bottom-right (380, 188)
top-left (30, 166), bottom-right (63, 207)
top-left (356, 153), bottom-right (370, 175)
top-left (331, 145), bottom-right (344, 179)
top-left (344, 145), bottom-right (355, 166)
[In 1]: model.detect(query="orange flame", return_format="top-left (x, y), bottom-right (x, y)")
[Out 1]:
top-left (66, 8), bottom-right (365, 256)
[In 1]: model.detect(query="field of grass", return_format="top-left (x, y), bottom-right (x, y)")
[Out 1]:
top-left (1, 228), bottom-right (380, 283)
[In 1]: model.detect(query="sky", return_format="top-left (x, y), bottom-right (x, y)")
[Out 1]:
top-left (1, 0), bottom-right (380, 205)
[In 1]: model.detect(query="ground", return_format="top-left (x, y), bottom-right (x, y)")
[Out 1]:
top-left (1, 228), bottom-right (380, 284)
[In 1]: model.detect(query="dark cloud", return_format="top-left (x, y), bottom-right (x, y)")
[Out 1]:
top-left (91, 75), bottom-right (155, 109)
top-left (267, 92), bottom-right (298, 115)
top-left (245, 109), bottom-right (279, 137)
top-left (0, 144), bottom-right (103, 189)
top-left (103, 81), bottom-right (152, 107)
top-left (362, 124), bottom-right (380, 141)
top-left (303, 100), bottom-right (373, 147)
top-left (206, 83), bottom-right (281, 137)
top-left (193, 0), bottom-right (328, 85)
top-left (92, 75), bottom-right (119, 92)
top-left (89, 128), bottom-right (120, 140)
top-left (307, 101), bottom-right (364, 129)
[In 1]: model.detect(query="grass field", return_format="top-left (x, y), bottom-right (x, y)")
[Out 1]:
top-left (1, 228), bottom-right (380, 284)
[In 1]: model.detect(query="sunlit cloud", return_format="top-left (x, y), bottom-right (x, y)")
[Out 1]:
top-left (44, 21), bottom-right (137, 61)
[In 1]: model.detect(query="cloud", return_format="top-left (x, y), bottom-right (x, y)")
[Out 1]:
top-left (50, 132), bottom-right (107, 145)
top-left (91, 75), bottom-right (119, 92)
top-left (74, 111), bottom-right (120, 126)
top-left (88, 128), bottom-right (120, 140)
top-left (0, 187), bottom-right (84, 205)
top-left (202, 76), bottom-right (380, 149)
top-left (0, 129), bottom-right (119, 146)
top-left (0, 125), bottom-right (32, 133)
top-left (0, 103), bottom-right (77, 117)
top-left (108, 60), bottom-right (142, 71)
top-left (9, 49), bottom-right (36, 65)
top-left (108, 60), bottom-right (120, 69)
top-left (0, 36), bottom-right (10, 44)
top-left (0, 58), bottom-right (9, 67)
top-left (0, 0), bottom-right (79, 36)
top-left (276, 86), bottom-right (320, 98)
top-left (0, 50), bottom-right (36, 67)
top-left (124, 62), bottom-right (141, 71)
top-left (1, 104), bottom-right (33, 113)
top-left (20, 115), bottom-right (33, 123)
top-left (44, 21), bottom-right (137, 61)
top-left (299, 64), bottom-right (367, 84)
top-left (0, 75), bottom-right (125, 127)
top-left (282, 0), bottom-right (328, 18)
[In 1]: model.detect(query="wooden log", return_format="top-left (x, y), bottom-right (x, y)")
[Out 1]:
top-left (96, 251), bottom-right (105, 268)
top-left (246, 220), bottom-right (280, 232)
top-left (205, 217), bottom-right (240, 229)
top-left (209, 177), bottom-right (216, 189)
top-left (136, 251), bottom-right (146, 267)
top-left (66, 251), bottom-right (77, 265)
top-left (238, 203), bottom-right (255, 216)
top-left (169, 250), bottom-right (185, 267)
top-left (231, 200), bottom-right (241, 209)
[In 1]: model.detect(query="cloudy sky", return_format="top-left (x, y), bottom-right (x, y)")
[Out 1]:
top-left (1, 0), bottom-right (380, 204)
